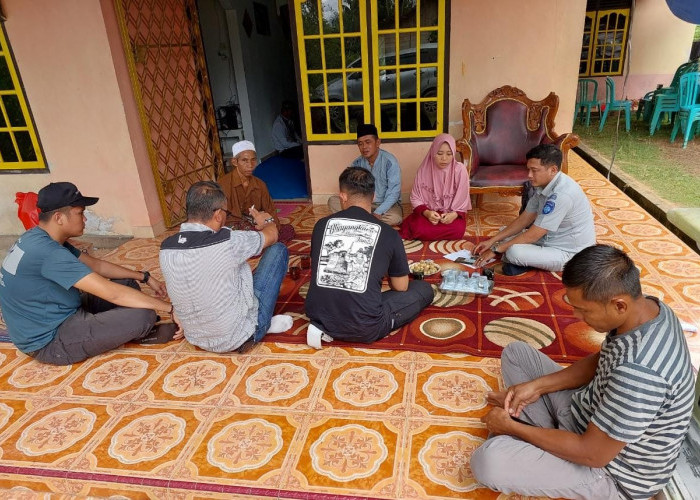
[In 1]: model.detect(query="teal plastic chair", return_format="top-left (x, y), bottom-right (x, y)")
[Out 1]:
top-left (599, 77), bottom-right (631, 131)
top-left (671, 72), bottom-right (700, 148)
top-left (649, 92), bottom-right (680, 135)
top-left (648, 60), bottom-right (700, 135)
top-left (574, 78), bottom-right (600, 127)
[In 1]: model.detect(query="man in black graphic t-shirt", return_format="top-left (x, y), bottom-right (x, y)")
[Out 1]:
top-left (305, 167), bottom-right (433, 343)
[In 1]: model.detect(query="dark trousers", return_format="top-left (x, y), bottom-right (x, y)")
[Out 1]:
top-left (32, 279), bottom-right (156, 366)
top-left (327, 280), bottom-right (434, 343)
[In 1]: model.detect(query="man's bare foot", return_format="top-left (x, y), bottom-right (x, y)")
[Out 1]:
top-left (486, 391), bottom-right (507, 407)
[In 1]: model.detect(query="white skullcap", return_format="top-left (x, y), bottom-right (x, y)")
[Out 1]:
top-left (232, 140), bottom-right (255, 157)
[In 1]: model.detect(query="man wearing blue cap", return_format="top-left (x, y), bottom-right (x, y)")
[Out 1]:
top-left (0, 182), bottom-right (180, 365)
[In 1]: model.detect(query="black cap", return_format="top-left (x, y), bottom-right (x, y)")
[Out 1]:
top-left (356, 123), bottom-right (378, 139)
top-left (36, 182), bottom-right (99, 213)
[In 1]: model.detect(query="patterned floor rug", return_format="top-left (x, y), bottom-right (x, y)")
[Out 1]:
top-left (269, 241), bottom-right (599, 363)
top-left (0, 153), bottom-right (698, 499)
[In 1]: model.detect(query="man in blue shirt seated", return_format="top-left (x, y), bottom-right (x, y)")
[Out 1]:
top-left (328, 123), bottom-right (403, 226)
top-left (0, 182), bottom-right (181, 365)
top-left (471, 244), bottom-right (695, 499)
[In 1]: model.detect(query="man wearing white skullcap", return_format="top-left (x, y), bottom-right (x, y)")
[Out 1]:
top-left (218, 140), bottom-right (280, 229)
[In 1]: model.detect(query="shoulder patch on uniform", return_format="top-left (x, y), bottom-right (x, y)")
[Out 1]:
top-left (542, 199), bottom-right (556, 215)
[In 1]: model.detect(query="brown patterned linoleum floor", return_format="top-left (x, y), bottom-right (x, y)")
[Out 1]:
top-left (0, 152), bottom-right (698, 499)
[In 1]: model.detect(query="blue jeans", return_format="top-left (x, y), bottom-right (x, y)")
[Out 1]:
top-left (252, 243), bottom-right (289, 341)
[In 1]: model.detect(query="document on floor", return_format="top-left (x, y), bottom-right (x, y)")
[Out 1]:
top-left (444, 249), bottom-right (495, 267)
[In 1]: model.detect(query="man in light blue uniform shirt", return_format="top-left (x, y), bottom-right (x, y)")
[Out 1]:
top-left (328, 123), bottom-right (403, 226)
top-left (474, 144), bottom-right (595, 275)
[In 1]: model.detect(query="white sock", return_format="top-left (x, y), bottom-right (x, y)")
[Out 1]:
top-left (267, 314), bottom-right (293, 334)
top-left (306, 323), bottom-right (324, 349)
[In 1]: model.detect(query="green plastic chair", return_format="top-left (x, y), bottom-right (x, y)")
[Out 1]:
top-left (599, 77), bottom-right (631, 132)
top-left (671, 72), bottom-right (700, 148)
top-left (648, 60), bottom-right (700, 136)
top-left (649, 92), bottom-right (680, 135)
top-left (574, 78), bottom-right (600, 127)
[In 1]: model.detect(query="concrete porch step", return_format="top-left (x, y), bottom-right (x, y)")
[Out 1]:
top-left (667, 208), bottom-right (700, 251)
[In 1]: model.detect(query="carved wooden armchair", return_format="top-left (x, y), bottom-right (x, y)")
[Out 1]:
top-left (456, 85), bottom-right (579, 203)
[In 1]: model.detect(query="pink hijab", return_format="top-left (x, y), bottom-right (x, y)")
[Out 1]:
top-left (410, 134), bottom-right (471, 213)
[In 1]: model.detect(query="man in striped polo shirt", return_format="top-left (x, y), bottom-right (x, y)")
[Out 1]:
top-left (471, 244), bottom-right (695, 499)
top-left (159, 181), bottom-right (293, 353)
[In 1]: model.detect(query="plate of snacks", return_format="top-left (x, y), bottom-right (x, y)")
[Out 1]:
top-left (409, 259), bottom-right (441, 276)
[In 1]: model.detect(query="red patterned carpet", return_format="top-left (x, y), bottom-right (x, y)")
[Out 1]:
top-left (0, 153), bottom-right (697, 499)
top-left (271, 241), bottom-right (599, 363)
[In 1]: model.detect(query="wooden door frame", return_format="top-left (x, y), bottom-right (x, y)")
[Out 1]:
top-left (113, 0), bottom-right (224, 227)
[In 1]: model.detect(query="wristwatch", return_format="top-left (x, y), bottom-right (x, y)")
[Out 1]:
top-left (140, 271), bottom-right (151, 283)
top-left (490, 243), bottom-right (502, 254)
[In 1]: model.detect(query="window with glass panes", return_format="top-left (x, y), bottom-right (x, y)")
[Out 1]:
top-left (0, 24), bottom-right (46, 172)
top-left (579, 0), bottom-right (630, 77)
top-left (295, 0), bottom-right (446, 141)
top-left (579, 12), bottom-right (596, 75)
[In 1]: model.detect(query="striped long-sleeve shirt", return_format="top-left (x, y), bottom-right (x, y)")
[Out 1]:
top-left (571, 298), bottom-right (695, 499)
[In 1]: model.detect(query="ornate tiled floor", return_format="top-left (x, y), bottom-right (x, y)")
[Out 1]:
top-left (0, 152), bottom-right (698, 499)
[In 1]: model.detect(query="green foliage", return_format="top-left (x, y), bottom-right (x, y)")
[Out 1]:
top-left (574, 118), bottom-right (700, 207)
top-left (300, 0), bottom-right (359, 73)
top-left (694, 25), bottom-right (700, 42)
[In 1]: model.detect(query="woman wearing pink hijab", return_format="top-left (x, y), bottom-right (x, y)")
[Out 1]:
top-left (399, 134), bottom-right (471, 240)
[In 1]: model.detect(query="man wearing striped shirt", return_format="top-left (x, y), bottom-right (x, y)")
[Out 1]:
top-left (471, 244), bottom-right (695, 499)
top-left (159, 181), bottom-right (293, 353)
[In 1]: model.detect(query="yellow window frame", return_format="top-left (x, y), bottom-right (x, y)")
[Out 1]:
top-left (0, 24), bottom-right (46, 172)
top-left (295, 0), bottom-right (371, 141)
top-left (579, 11), bottom-right (595, 77)
top-left (587, 8), bottom-right (629, 77)
top-left (371, 0), bottom-right (445, 139)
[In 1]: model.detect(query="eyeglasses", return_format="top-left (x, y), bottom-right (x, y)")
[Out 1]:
top-left (215, 207), bottom-right (254, 224)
